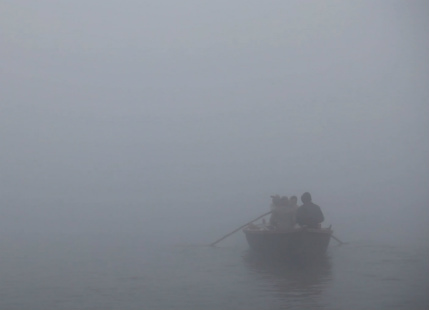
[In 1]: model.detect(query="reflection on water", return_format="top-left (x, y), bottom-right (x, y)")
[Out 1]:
top-left (242, 249), bottom-right (332, 305)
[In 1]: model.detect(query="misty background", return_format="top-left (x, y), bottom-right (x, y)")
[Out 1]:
top-left (1, 1), bottom-right (428, 245)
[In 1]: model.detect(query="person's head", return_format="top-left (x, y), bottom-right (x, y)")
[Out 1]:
top-left (290, 196), bottom-right (298, 206)
top-left (280, 196), bottom-right (289, 207)
top-left (301, 192), bottom-right (312, 204)
top-left (271, 195), bottom-right (281, 208)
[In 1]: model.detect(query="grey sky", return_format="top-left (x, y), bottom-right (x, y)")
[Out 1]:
top-left (1, 1), bottom-right (428, 241)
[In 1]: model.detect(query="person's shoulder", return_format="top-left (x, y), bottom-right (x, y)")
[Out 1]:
top-left (311, 203), bottom-right (323, 212)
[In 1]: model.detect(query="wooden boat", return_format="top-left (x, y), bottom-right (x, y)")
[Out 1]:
top-left (243, 225), bottom-right (332, 257)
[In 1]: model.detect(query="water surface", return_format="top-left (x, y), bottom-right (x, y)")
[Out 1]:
top-left (1, 233), bottom-right (428, 309)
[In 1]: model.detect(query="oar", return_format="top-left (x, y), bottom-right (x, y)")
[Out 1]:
top-left (209, 211), bottom-right (272, 246)
top-left (331, 234), bottom-right (346, 245)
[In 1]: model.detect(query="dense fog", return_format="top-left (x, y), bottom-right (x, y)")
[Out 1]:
top-left (1, 1), bottom-right (428, 246)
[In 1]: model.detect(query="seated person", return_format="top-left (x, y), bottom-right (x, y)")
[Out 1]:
top-left (269, 196), bottom-right (297, 230)
top-left (296, 192), bottom-right (324, 228)
top-left (289, 195), bottom-right (299, 210)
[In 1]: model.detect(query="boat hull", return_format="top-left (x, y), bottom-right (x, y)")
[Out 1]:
top-left (243, 227), bottom-right (332, 257)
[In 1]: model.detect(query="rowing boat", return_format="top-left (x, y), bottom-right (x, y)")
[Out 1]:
top-left (243, 225), bottom-right (332, 257)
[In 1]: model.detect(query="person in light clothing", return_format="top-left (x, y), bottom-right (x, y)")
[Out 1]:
top-left (269, 195), bottom-right (297, 230)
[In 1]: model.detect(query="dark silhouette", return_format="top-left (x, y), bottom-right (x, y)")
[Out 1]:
top-left (296, 192), bottom-right (324, 228)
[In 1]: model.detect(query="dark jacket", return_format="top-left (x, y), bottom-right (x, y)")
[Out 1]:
top-left (296, 202), bottom-right (324, 228)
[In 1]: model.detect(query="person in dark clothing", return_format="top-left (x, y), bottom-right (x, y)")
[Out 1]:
top-left (296, 192), bottom-right (324, 228)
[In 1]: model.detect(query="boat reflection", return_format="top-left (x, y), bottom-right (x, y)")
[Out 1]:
top-left (242, 249), bottom-right (332, 300)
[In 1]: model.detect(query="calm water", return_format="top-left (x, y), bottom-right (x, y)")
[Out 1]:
top-left (1, 233), bottom-right (428, 310)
